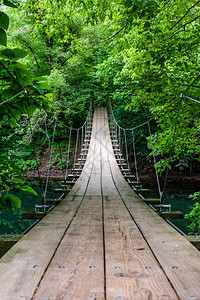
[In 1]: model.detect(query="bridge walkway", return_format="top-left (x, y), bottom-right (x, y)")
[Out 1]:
top-left (0, 108), bottom-right (200, 299)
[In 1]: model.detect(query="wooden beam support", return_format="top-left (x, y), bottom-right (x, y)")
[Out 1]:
top-left (124, 174), bottom-right (136, 179)
top-left (144, 198), bottom-right (161, 204)
top-left (0, 234), bottom-right (22, 258)
top-left (61, 181), bottom-right (75, 185)
top-left (54, 188), bottom-right (71, 193)
top-left (184, 236), bottom-right (200, 249)
top-left (158, 211), bottom-right (183, 219)
top-left (45, 199), bottom-right (62, 205)
top-left (22, 212), bottom-right (47, 219)
top-left (134, 188), bottom-right (150, 192)
top-left (127, 181), bottom-right (138, 185)
top-left (68, 174), bottom-right (80, 178)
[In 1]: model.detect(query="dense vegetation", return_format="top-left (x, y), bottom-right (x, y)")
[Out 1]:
top-left (0, 0), bottom-right (200, 232)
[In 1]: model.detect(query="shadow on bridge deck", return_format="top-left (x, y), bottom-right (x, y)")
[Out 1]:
top-left (0, 107), bottom-right (200, 299)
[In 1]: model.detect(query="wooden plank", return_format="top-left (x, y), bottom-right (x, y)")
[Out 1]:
top-left (0, 235), bottom-right (22, 258)
top-left (32, 108), bottom-right (104, 299)
top-left (127, 181), bottom-right (138, 185)
top-left (1, 107), bottom-right (200, 300)
top-left (22, 212), bottom-right (47, 219)
top-left (61, 181), bottom-right (75, 184)
top-left (46, 198), bottom-right (61, 204)
top-left (68, 174), bottom-right (80, 178)
top-left (101, 110), bottom-right (178, 299)
top-left (54, 188), bottom-right (71, 193)
top-left (158, 211), bottom-right (184, 219)
top-left (133, 188), bottom-right (150, 192)
top-left (185, 236), bottom-right (200, 249)
top-left (32, 192), bottom-right (104, 299)
top-left (144, 198), bottom-right (161, 204)
top-left (124, 175), bottom-right (136, 179)
top-left (0, 109), bottom-right (98, 299)
top-left (106, 108), bottom-right (200, 299)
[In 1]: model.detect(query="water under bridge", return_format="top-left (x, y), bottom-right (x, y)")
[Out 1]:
top-left (0, 107), bottom-right (200, 299)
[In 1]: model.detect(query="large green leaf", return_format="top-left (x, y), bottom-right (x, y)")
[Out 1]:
top-left (3, 0), bottom-right (17, 8)
top-left (33, 85), bottom-right (44, 94)
top-left (20, 185), bottom-right (38, 196)
top-left (37, 82), bottom-right (51, 89)
top-left (1, 48), bottom-right (27, 60)
top-left (11, 178), bottom-right (25, 185)
top-left (9, 194), bottom-right (21, 209)
top-left (10, 109), bottom-right (21, 121)
top-left (0, 12), bottom-right (9, 30)
top-left (2, 194), bottom-right (12, 210)
top-left (0, 28), bottom-right (7, 46)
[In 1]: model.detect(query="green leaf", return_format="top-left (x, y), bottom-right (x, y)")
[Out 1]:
top-left (3, 0), bottom-right (17, 8)
top-left (0, 28), bottom-right (7, 46)
top-left (33, 85), bottom-right (44, 94)
top-left (10, 109), bottom-right (21, 121)
top-left (1, 48), bottom-right (27, 60)
top-left (0, 48), bottom-right (15, 59)
top-left (13, 48), bottom-right (27, 59)
top-left (0, 12), bottom-right (9, 30)
top-left (11, 178), bottom-right (25, 185)
top-left (2, 195), bottom-right (12, 210)
top-left (20, 185), bottom-right (38, 196)
top-left (37, 82), bottom-right (51, 89)
top-left (9, 194), bottom-right (21, 209)
top-left (26, 104), bottom-right (37, 116)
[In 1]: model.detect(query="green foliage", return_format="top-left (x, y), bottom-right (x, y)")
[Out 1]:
top-left (0, 1), bottom-right (51, 222)
top-left (0, 0), bottom-right (200, 227)
top-left (185, 192), bottom-right (200, 234)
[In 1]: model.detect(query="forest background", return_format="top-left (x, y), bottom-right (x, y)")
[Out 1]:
top-left (0, 0), bottom-right (200, 233)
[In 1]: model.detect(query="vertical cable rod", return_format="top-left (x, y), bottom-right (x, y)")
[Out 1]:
top-left (132, 129), bottom-right (139, 183)
top-left (124, 129), bottom-right (129, 169)
top-left (65, 128), bottom-right (72, 181)
top-left (43, 121), bottom-right (57, 210)
top-left (73, 129), bottom-right (80, 169)
top-left (147, 121), bottom-right (162, 198)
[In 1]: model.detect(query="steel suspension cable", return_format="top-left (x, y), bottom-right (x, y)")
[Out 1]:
top-left (65, 128), bottom-right (72, 181)
top-left (0, 90), bottom-right (25, 106)
top-left (147, 121), bottom-right (162, 199)
top-left (43, 121), bottom-right (57, 206)
top-left (27, 118), bottom-right (43, 198)
top-left (181, 94), bottom-right (200, 104)
top-left (123, 129), bottom-right (130, 169)
top-left (59, 142), bottom-right (66, 180)
top-left (132, 129), bottom-right (139, 183)
top-left (73, 129), bottom-right (80, 169)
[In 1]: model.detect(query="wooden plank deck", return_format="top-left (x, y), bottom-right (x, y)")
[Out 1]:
top-left (0, 107), bottom-right (200, 299)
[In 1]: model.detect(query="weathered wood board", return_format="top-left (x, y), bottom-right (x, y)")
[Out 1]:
top-left (0, 107), bottom-right (200, 300)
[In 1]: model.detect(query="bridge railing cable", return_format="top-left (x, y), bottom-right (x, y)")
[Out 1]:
top-left (109, 105), bottom-right (162, 200)
top-left (33, 102), bottom-right (93, 213)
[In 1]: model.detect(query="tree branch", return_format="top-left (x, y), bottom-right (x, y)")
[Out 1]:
top-left (170, 0), bottom-right (200, 30)
top-left (108, 25), bottom-right (126, 40)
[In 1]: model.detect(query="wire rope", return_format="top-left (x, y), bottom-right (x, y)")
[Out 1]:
top-left (123, 129), bottom-right (130, 169)
top-left (43, 121), bottom-right (57, 207)
top-left (132, 129), bottom-right (139, 183)
top-left (0, 90), bottom-right (25, 106)
top-left (27, 118), bottom-right (43, 199)
top-left (181, 94), bottom-right (200, 104)
top-left (73, 129), bottom-right (80, 169)
top-left (147, 121), bottom-right (162, 199)
top-left (65, 128), bottom-right (72, 181)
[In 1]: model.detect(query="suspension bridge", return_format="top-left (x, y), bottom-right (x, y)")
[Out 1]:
top-left (0, 107), bottom-right (200, 299)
